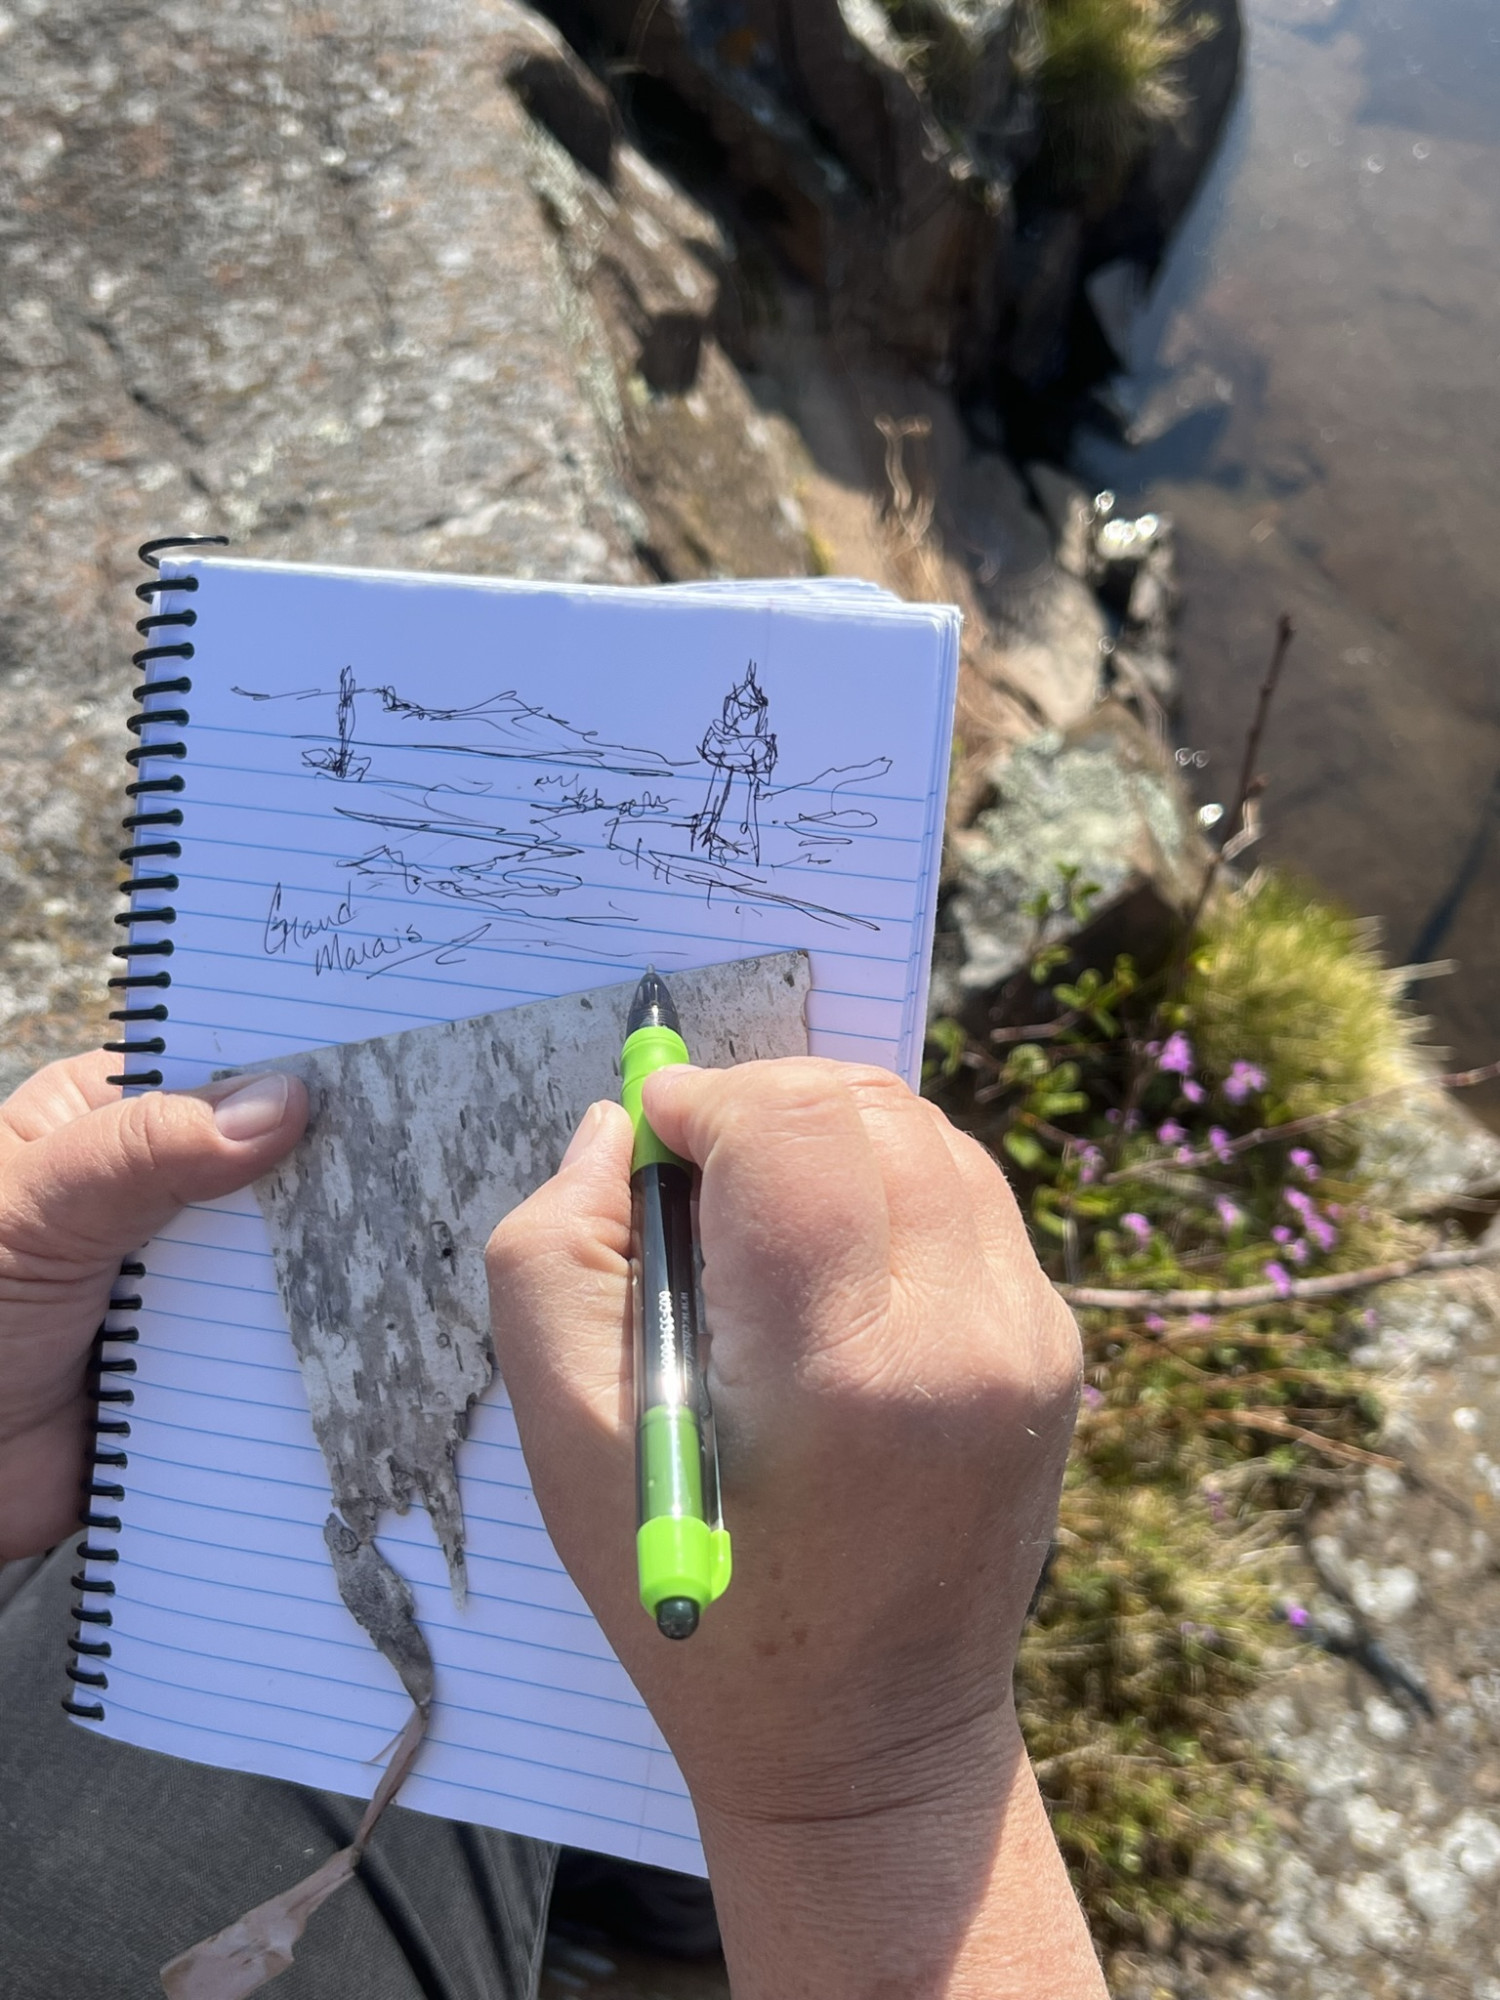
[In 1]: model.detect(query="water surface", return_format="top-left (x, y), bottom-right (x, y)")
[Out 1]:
top-left (1076, 0), bottom-right (1500, 1113)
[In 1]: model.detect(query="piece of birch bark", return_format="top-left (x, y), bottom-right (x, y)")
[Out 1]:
top-left (241, 951), bottom-right (811, 1600)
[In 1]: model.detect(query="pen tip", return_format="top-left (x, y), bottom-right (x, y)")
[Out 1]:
top-left (627, 967), bottom-right (681, 1036)
top-left (656, 1597), bottom-right (699, 1640)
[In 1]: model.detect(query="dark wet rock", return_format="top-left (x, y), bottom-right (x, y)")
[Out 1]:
top-left (1087, 0), bottom-right (1245, 278)
top-left (547, 0), bottom-right (1015, 381)
top-left (539, 0), bottom-right (1240, 397)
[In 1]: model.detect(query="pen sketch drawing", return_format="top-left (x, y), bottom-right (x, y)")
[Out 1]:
top-left (232, 661), bottom-right (893, 981)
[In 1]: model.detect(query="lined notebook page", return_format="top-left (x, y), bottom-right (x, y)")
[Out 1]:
top-left (80, 557), bottom-right (959, 1870)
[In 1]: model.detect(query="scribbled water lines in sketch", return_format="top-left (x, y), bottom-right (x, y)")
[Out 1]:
top-left (231, 664), bottom-right (893, 949)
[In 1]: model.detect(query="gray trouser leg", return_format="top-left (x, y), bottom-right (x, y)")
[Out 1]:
top-left (0, 1545), bottom-right (556, 2000)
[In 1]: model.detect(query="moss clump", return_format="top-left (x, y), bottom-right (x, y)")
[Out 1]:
top-left (1018, 1481), bottom-right (1275, 1931)
top-left (1187, 873), bottom-right (1423, 1123)
top-left (1025, 0), bottom-right (1205, 202)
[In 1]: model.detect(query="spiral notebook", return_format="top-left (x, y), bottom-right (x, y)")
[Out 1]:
top-left (66, 541), bottom-right (960, 1874)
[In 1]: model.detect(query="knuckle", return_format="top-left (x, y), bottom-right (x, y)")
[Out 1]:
top-left (1041, 1293), bottom-right (1085, 1396)
top-left (726, 1057), bottom-right (885, 1125)
top-left (838, 1063), bottom-right (915, 1102)
top-left (484, 1199), bottom-right (542, 1279)
top-left (116, 1091), bottom-right (172, 1183)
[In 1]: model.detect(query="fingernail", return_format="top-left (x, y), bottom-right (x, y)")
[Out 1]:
top-left (560, 1100), bottom-right (607, 1171)
top-left (213, 1072), bottom-right (291, 1142)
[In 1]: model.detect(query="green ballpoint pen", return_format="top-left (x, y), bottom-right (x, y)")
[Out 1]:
top-left (619, 970), bottom-right (732, 1639)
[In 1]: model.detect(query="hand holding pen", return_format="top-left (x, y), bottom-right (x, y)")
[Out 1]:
top-left (487, 1052), bottom-right (1104, 1999)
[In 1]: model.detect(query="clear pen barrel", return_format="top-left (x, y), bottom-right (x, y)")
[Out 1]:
top-left (632, 1161), bottom-right (717, 1527)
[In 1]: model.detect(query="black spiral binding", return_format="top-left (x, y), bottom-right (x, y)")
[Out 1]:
top-left (62, 533), bottom-right (228, 1721)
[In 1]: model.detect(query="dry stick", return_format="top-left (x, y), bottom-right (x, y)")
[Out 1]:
top-left (1103, 1056), bottom-right (1500, 1186)
top-left (1094, 618), bottom-right (1296, 1160)
top-left (986, 1010), bottom-right (1082, 1049)
top-left (1214, 1409), bottom-right (1403, 1473)
top-left (1056, 1238), bottom-right (1500, 1315)
top-left (1170, 612), bottom-right (1295, 991)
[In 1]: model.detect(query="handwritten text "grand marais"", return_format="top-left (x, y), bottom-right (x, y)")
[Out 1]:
top-left (262, 884), bottom-right (422, 977)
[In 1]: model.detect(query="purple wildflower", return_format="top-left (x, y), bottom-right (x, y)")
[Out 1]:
top-left (1287, 1237), bottom-right (1309, 1265)
top-left (1307, 1212), bottom-right (1337, 1252)
top-left (1361, 1307), bottom-right (1378, 1331)
top-left (1284, 1186), bottom-right (1315, 1222)
top-left (1215, 1196), bottom-right (1243, 1231)
top-left (1077, 1144), bottom-right (1103, 1184)
top-left (1080, 1383), bottom-right (1104, 1409)
top-left (1104, 1107), bottom-right (1121, 1125)
top-left (1190, 1312), bottom-right (1214, 1331)
top-left (1157, 1118), bottom-right (1186, 1145)
top-left (1272, 1224), bottom-right (1292, 1244)
top-left (1264, 1260), bottom-right (1294, 1298)
top-left (1121, 1211), bottom-right (1152, 1244)
top-left (1182, 1079), bottom-right (1206, 1105)
top-left (1207, 1125), bottom-right (1233, 1165)
top-left (1289, 1147), bottom-right (1321, 1182)
top-left (1175, 1145), bottom-right (1195, 1164)
top-left (1284, 1601), bottom-right (1309, 1629)
top-left (1224, 1059), bottom-right (1266, 1103)
top-left (1145, 1313), bottom-right (1167, 1334)
top-left (1123, 1110), bottom-right (1141, 1133)
top-left (1158, 1031), bottom-right (1195, 1076)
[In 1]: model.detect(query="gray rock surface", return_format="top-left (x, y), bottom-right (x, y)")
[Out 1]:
top-left (931, 701), bottom-right (1208, 1016)
top-left (0, 0), bottom-right (809, 1090)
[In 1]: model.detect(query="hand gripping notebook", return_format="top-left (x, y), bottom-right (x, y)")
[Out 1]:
top-left (66, 536), bottom-right (960, 1875)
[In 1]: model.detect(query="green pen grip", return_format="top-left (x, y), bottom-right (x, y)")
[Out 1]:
top-left (621, 1023), bottom-right (690, 1172)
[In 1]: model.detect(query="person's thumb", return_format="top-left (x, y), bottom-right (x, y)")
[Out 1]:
top-left (486, 1096), bottom-right (634, 1439)
top-left (4, 1072), bottom-right (308, 1274)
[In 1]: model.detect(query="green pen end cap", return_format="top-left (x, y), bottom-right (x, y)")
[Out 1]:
top-left (637, 1517), bottom-right (733, 1627)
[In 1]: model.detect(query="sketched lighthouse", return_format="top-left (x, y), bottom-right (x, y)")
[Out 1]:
top-left (692, 664), bottom-right (778, 865)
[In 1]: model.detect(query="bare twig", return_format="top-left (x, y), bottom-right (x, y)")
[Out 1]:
top-left (1170, 614), bottom-right (1294, 990)
top-left (989, 1010), bottom-right (1083, 1046)
top-left (1056, 1238), bottom-right (1500, 1314)
top-left (1104, 1057), bottom-right (1500, 1185)
top-left (1214, 1409), bottom-right (1403, 1473)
